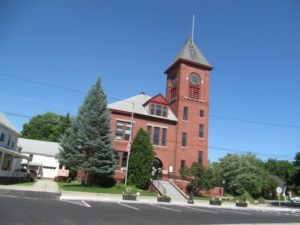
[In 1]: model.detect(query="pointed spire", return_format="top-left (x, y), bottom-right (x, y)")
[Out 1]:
top-left (168, 36), bottom-right (211, 69)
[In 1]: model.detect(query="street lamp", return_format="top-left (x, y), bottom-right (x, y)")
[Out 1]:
top-left (222, 179), bottom-right (225, 196)
top-left (187, 183), bottom-right (194, 204)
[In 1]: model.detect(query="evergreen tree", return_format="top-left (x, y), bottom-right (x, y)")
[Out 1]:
top-left (56, 119), bottom-right (82, 178)
top-left (127, 128), bottom-right (155, 190)
top-left (57, 78), bottom-right (116, 185)
top-left (77, 78), bottom-right (116, 185)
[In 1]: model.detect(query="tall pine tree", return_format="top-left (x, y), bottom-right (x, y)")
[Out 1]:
top-left (57, 119), bottom-right (82, 178)
top-left (58, 78), bottom-right (116, 185)
top-left (127, 128), bottom-right (155, 190)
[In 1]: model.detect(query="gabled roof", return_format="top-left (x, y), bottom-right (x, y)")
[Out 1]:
top-left (18, 138), bottom-right (60, 157)
top-left (166, 36), bottom-right (212, 72)
top-left (108, 93), bottom-right (177, 122)
top-left (0, 112), bottom-right (19, 135)
top-left (143, 93), bottom-right (169, 106)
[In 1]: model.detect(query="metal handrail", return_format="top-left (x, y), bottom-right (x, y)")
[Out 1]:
top-left (151, 178), bottom-right (166, 196)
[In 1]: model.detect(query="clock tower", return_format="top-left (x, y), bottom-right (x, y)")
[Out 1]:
top-left (165, 36), bottom-right (213, 174)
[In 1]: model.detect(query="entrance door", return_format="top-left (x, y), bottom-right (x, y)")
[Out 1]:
top-left (152, 158), bottom-right (163, 180)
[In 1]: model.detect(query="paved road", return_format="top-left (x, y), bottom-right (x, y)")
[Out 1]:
top-left (0, 195), bottom-right (300, 225)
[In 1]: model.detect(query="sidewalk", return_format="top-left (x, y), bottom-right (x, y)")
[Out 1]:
top-left (0, 179), bottom-right (60, 199)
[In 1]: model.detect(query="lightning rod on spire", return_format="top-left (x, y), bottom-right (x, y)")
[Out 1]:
top-left (191, 14), bottom-right (195, 43)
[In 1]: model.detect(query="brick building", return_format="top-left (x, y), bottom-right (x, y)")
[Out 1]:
top-left (108, 36), bottom-right (213, 179)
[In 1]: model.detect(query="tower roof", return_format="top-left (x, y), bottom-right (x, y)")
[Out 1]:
top-left (166, 36), bottom-right (212, 73)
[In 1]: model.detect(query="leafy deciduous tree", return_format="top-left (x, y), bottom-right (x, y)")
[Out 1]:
top-left (21, 112), bottom-right (71, 142)
top-left (218, 153), bottom-right (269, 198)
top-left (264, 159), bottom-right (296, 186)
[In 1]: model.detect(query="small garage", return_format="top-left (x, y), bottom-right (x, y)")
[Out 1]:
top-left (18, 138), bottom-right (60, 179)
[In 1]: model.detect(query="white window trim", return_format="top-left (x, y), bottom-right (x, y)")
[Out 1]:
top-left (115, 118), bottom-right (135, 124)
top-left (153, 145), bottom-right (167, 149)
top-left (146, 124), bottom-right (168, 129)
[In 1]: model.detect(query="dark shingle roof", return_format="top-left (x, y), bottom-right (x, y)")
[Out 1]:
top-left (171, 36), bottom-right (211, 68)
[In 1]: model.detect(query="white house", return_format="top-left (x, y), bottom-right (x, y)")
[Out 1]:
top-left (19, 138), bottom-right (60, 179)
top-left (0, 112), bottom-right (30, 182)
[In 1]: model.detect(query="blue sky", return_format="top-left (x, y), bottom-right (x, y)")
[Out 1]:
top-left (1, 0), bottom-right (300, 162)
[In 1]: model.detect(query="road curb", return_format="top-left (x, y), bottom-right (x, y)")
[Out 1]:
top-left (60, 194), bottom-right (300, 213)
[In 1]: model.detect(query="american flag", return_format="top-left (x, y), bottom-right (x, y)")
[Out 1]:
top-left (125, 138), bottom-right (131, 154)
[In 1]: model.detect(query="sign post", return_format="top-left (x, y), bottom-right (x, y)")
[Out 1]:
top-left (276, 187), bottom-right (282, 207)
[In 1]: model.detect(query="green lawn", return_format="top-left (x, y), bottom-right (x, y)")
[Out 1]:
top-left (192, 196), bottom-right (212, 201)
top-left (57, 181), bottom-right (157, 196)
top-left (14, 181), bottom-right (35, 187)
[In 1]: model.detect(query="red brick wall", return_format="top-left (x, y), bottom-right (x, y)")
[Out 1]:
top-left (113, 170), bottom-right (126, 184)
top-left (173, 179), bottom-right (223, 197)
top-left (166, 61), bottom-right (211, 173)
top-left (111, 112), bottom-right (177, 176)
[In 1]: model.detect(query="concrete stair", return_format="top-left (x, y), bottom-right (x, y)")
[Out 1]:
top-left (152, 180), bottom-right (187, 203)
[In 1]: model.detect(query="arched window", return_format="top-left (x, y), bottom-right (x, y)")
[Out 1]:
top-left (188, 73), bottom-right (201, 99)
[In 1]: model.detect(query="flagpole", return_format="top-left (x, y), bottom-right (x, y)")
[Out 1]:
top-left (125, 101), bottom-right (134, 186)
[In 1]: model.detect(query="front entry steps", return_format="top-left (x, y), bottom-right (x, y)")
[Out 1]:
top-left (152, 179), bottom-right (187, 203)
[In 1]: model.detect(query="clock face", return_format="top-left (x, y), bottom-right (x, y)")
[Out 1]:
top-left (189, 73), bottom-right (201, 86)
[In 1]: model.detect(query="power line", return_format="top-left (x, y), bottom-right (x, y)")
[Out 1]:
top-left (2, 110), bottom-right (297, 160)
top-left (1, 72), bottom-right (300, 128)
top-left (208, 114), bottom-right (300, 128)
top-left (0, 72), bottom-right (85, 94)
top-left (0, 93), bottom-right (76, 110)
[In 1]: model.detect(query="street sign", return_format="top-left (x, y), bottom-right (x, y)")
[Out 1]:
top-left (276, 187), bottom-right (282, 195)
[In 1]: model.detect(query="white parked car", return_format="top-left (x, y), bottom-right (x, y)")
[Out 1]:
top-left (291, 196), bottom-right (300, 203)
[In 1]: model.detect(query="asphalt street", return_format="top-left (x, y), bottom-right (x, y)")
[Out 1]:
top-left (1, 195), bottom-right (300, 225)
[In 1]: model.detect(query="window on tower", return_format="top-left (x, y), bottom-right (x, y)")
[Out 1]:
top-left (170, 88), bottom-right (176, 100)
top-left (181, 132), bottom-right (187, 147)
top-left (198, 151), bottom-right (203, 164)
top-left (183, 107), bottom-right (188, 121)
top-left (199, 124), bottom-right (204, 138)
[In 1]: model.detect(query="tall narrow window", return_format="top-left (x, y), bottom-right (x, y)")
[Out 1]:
top-left (180, 160), bottom-right (186, 168)
top-left (181, 132), bottom-right (187, 147)
top-left (156, 105), bottom-right (162, 116)
top-left (147, 125), bottom-right (152, 138)
top-left (150, 104), bottom-right (155, 115)
top-left (122, 152), bottom-right (128, 168)
top-left (170, 88), bottom-right (176, 99)
top-left (198, 151), bottom-right (203, 164)
top-left (124, 123), bottom-right (131, 140)
top-left (161, 128), bottom-right (167, 146)
top-left (183, 107), bottom-right (188, 121)
top-left (7, 135), bottom-right (11, 147)
top-left (162, 106), bottom-right (168, 117)
top-left (114, 151), bottom-right (120, 169)
top-left (200, 110), bottom-right (205, 118)
top-left (199, 124), bottom-right (204, 138)
top-left (153, 127), bottom-right (160, 145)
top-left (0, 133), bottom-right (5, 142)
